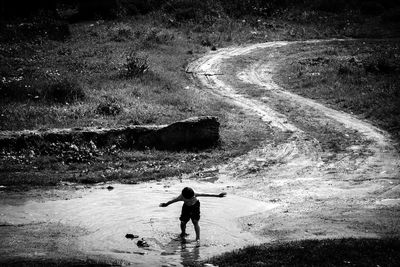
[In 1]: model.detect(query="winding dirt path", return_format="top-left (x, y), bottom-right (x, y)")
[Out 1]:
top-left (187, 40), bottom-right (400, 241)
top-left (1, 40), bottom-right (399, 266)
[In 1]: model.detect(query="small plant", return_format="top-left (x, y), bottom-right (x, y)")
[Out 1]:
top-left (96, 98), bottom-right (123, 116)
top-left (125, 51), bottom-right (149, 77)
top-left (44, 78), bottom-right (85, 103)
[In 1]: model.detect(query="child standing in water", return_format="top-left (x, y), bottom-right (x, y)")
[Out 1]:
top-left (159, 187), bottom-right (227, 246)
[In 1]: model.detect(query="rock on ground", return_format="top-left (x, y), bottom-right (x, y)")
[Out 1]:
top-left (0, 116), bottom-right (220, 151)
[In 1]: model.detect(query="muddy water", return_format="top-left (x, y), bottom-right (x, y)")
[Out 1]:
top-left (1, 179), bottom-right (277, 266)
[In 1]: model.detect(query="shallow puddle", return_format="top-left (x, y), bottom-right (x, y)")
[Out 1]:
top-left (1, 179), bottom-right (277, 266)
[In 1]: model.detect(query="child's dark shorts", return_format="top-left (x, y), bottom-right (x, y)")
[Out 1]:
top-left (180, 201), bottom-right (200, 223)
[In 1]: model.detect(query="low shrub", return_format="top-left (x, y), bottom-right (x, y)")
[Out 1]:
top-left (96, 98), bottom-right (123, 116)
top-left (44, 78), bottom-right (85, 103)
top-left (124, 51), bottom-right (149, 77)
top-left (0, 74), bottom-right (84, 104)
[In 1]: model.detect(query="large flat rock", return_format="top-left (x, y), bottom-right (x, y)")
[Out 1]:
top-left (137, 116), bottom-right (220, 150)
top-left (0, 116), bottom-right (219, 151)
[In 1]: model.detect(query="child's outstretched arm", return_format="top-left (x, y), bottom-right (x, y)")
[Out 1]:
top-left (159, 195), bottom-right (182, 207)
top-left (196, 192), bottom-right (227, 198)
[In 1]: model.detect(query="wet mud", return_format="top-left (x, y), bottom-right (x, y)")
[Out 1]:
top-left (1, 180), bottom-right (276, 266)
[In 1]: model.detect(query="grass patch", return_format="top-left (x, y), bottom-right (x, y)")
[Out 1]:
top-left (0, 73), bottom-right (84, 104)
top-left (0, 18), bottom-right (70, 42)
top-left (190, 238), bottom-right (400, 267)
top-left (274, 39), bottom-right (400, 145)
top-left (1, 5), bottom-right (400, 187)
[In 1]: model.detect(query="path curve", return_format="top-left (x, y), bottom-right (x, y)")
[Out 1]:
top-left (187, 40), bottom-right (400, 241)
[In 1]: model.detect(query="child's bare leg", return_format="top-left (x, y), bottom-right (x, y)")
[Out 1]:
top-left (192, 220), bottom-right (200, 241)
top-left (180, 221), bottom-right (187, 237)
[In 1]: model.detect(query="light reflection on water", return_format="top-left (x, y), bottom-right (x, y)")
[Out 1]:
top-left (1, 179), bottom-right (277, 266)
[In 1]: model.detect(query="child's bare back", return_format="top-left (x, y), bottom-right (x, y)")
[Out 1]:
top-left (159, 187), bottom-right (226, 246)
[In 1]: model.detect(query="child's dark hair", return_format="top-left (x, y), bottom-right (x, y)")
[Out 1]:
top-left (182, 187), bottom-right (194, 199)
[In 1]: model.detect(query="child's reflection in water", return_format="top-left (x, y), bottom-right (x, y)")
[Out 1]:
top-left (162, 237), bottom-right (200, 265)
top-left (180, 240), bottom-right (200, 265)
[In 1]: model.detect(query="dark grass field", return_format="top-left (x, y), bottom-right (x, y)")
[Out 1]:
top-left (274, 39), bottom-right (400, 147)
top-left (3, 238), bottom-right (399, 267)
top-left (190, 238), bottom-right (400, 267)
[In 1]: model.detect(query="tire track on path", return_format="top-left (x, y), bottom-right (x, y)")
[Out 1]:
top-left (187, 40), bottom-right (400, 241)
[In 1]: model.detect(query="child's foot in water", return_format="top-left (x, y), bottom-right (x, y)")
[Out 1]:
top-left (180, 233), bottom-right (189, 238)
top-left (195, 240), bottom-right (201, 247)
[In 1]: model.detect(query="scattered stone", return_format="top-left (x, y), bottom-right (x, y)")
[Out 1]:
top-left (132, 251), bottom-right (146, 255)
top-left (201, 39), bottom-right (212, 47)
top-left (161, 251), bottom-right (175, 256)
top-left (137, 238), bottom-right (149, 247)
top-left (125, 234), bottom-right (139, 239)
top-left (270, 198), bottom-right (281, 203)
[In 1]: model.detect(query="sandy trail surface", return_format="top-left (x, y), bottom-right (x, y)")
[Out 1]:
top-left (1, 40), bottom-right (399, 266)
top-left (187, 39), bottom-right (400, 241)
